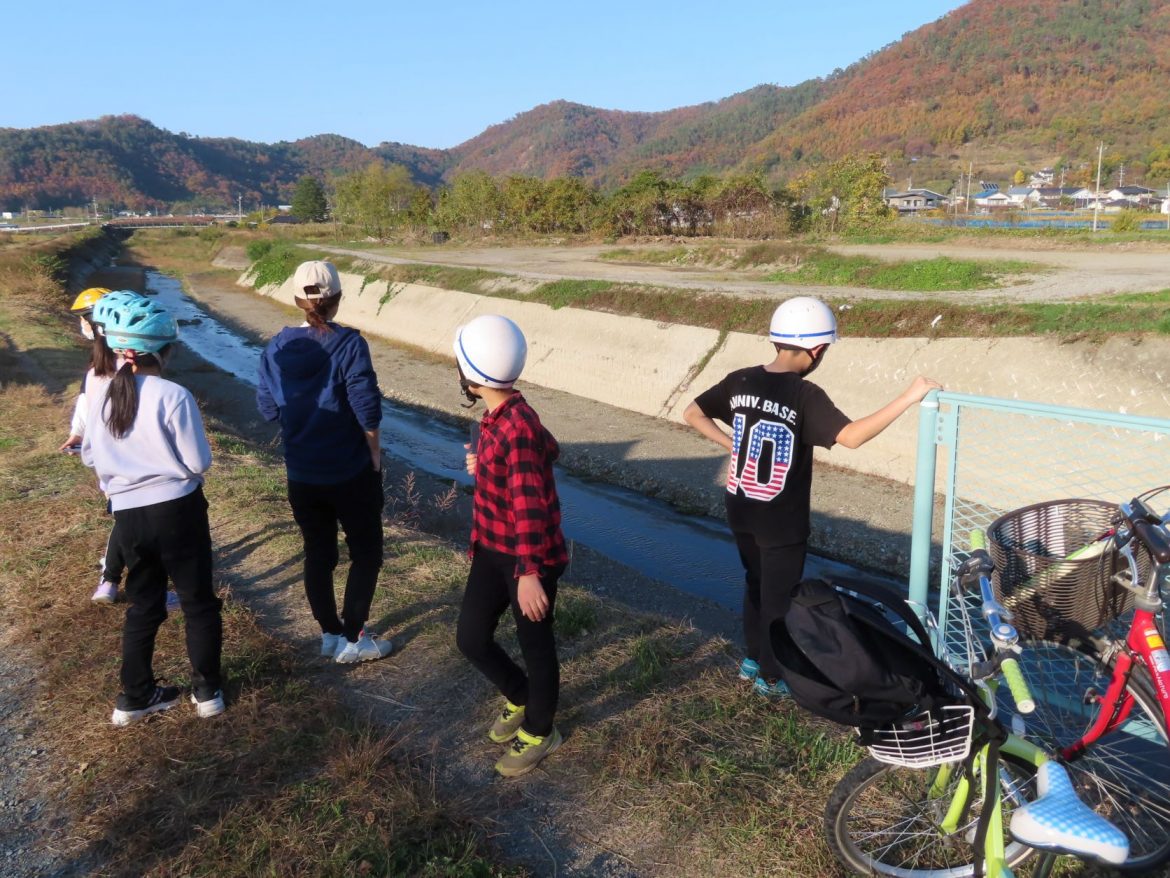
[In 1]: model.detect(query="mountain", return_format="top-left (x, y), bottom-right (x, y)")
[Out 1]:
top-left (4, 0), bottom-right (1170, 210)
top-left (744, 0), bottom-right (1170, 185)
top-left (0, 116), bottom-right (449, 212)
top-left (447, 83), bottom-right (831, 187)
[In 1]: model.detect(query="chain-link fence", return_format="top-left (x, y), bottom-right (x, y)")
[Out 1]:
top-left (906, 391), bottom-right (1170, 658)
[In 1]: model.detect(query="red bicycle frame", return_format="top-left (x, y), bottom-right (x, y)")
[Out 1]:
top-left (1062, 606), bottom-right (1170, 760)
top-left (1061, 496), bottom-right (1170, 760)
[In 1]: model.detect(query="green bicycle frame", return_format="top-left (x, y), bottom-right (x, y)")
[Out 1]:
top-left (929, 733), bottom-right (1047, 878)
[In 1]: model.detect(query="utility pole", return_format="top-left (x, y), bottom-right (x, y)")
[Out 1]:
top-left (965, 161), bottom-right (973, 214)
top-left (1118, 163), bottom-right (1125, 188)
top-left (237, 193), bottom-right (243, 220)
top-left (1093, 142), bottom-right (1104, 232)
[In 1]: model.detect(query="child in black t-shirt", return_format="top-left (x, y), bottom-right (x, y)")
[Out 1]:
top-left (683, 296), bottom-right (940, 696)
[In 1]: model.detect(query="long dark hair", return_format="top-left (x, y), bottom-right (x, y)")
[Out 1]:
top-left (102, 345), bottom-right (171, 439)
top-left (295, 295), bottom-right (340, 331)
top-left (91, 330), bottom-right (119, 377)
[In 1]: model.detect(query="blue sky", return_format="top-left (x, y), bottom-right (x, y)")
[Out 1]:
top-left (4, 1), bottom-right (968, 148)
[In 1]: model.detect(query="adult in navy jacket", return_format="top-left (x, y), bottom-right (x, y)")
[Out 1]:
top-left (257, 261), bottom-right (395, 664)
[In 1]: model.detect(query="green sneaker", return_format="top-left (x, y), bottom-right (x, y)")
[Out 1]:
top-left (495, 726), bottom-right (562, 777)
top-left (488, 700), bottom-right (526, 743)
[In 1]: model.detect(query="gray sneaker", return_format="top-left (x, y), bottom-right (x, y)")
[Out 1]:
top-left (335, 633), bottom-right (394, 664)
top-left (495, 726), bottom-right (562, 777)
top-left (488, 700), bottom-right (526, 743)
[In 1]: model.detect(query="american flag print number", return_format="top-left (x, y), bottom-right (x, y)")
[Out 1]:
top-left (726, 413), bottom-right (794, 501)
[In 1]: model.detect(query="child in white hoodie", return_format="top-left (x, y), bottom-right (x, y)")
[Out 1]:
top-left (82, 294), bottom-right (224, 726)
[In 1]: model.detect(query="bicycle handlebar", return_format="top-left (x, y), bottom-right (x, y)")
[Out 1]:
top-left (1000, 657), bottom-right (1036, 714)
top-left (959, 533), bottom-right (1036, 714)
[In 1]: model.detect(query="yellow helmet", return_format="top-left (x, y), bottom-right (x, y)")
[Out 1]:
top-left (70, 287), bottom-right (111, 314)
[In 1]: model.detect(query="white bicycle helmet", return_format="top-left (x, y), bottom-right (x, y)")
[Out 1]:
top-left (454, 315), bottom-right (527, 388)
top-left (769, 296), bottom-right (838, 348)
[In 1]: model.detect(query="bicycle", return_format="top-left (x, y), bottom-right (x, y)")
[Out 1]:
top-left (824, 540), bottom-right (1129, 878)
top-left (987, 491), bottom-right (1170, 871)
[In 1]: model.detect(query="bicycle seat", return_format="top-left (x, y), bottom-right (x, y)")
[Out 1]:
top-left (1009, 762), bottom-right (1129, 865)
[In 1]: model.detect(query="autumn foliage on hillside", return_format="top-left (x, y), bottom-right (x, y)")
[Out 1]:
top-left (4, 0), bottom-right (1170, 210)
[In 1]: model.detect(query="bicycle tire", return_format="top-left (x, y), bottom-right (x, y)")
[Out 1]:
top-left (1011, 641), bottom-right (1170, 872)
top-left (824, 753), bottom-right (1036, 877)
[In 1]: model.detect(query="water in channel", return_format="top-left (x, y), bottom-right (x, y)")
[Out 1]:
top-left (148, 271), bottom-right (880, 609)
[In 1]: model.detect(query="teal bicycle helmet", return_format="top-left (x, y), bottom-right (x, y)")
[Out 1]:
top-left (91, 290), bottom-right (144, 327)
top-left (94, 293), bottom-right (178, 354)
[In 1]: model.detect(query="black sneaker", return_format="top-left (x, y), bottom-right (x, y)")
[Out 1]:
top-left (111, 685), bottom-right (181, 727)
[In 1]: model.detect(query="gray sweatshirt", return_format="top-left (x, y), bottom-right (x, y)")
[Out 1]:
top-left (81, 374), bottom-right (212, 511)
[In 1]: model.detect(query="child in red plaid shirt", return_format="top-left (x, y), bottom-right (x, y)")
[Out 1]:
top-left (454, 315), bottom-right (569, 777)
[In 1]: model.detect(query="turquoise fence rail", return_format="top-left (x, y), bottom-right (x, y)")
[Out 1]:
top-left (907, 390), bottom-right (1170, 657)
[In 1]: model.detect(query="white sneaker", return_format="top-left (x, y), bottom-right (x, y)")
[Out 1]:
top-left (190, 690), bottom-right (226, 718)
top-left (321, 632), bottom-right (344, 657)
top-left (335, 633), bottom-right (394, 664)
top-left (92, 578), bottom-right (118, 604)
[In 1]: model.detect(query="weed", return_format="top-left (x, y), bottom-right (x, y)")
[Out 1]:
top-left (555, 592), bottom-right (597, 638)
top-left (248, 239), bottom-right (314, 288)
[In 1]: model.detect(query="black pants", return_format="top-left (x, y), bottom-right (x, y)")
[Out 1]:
top-left (456, 545), bottom-right (563, 737)
top-left (114, 487), bottom-right (223, 702)
top-left (102, 502), bottom-right (125, 584)
top-left (287, 465), bottom-right (384, 642)
top-left (734, 533), bottom-right (806, 682)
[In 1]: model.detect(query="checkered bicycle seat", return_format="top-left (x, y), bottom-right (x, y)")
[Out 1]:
top-left (1009, 762), bottom-right (1129, 865)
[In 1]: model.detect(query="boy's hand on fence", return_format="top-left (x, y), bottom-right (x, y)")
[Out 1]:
top-left (904, 376), bottom-right (943, 402)
top-left (518, 574), bottom-right (549, 621)
top-left (463, 443), bottom-right (477, 476)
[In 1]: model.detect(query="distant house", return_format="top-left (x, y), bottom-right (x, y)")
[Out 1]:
top-left (1007, 186), bottom-right (1037, 205)
top-left (884, 188), bottom-right (946, 212)
top-left (1107, 186), bottom-right (1156, 206)
top-left (268, 214), bottom-right (301, 225)
top-left (973, 189), bottom-right (1011, 208)
top-left (1029, 167), bottom-right (1055, 187)
top-left (1033, 186), bottom-right (1081, 207)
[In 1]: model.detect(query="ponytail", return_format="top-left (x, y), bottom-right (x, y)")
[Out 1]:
top-left (104, 362), bottom-right (139, 439)
top-left (102, 346), bottom-right (168, 438)
top-left (91, 331), bottom-right (118, 377)
top-left (295, 295), bottom-right (339, 332)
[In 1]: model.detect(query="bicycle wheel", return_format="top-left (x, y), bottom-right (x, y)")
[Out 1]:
top-left (1011, 641), bottom-right (1170, 872)
top-left (825, 754), bottom-right (1035, 877)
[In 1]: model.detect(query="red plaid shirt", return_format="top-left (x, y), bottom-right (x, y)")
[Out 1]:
top-left (470, 393), bottom-right (568, 578)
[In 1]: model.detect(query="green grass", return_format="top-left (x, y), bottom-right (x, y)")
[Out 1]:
top-left (527, 278), bottom-right (616, 309)
top-left (770, 254), bottom-right (1037, 291)
top-left (246, 238), bottom-right (316, 288)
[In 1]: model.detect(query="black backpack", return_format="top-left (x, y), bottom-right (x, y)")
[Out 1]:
top-left (769, 576), bottom-right (974, 735)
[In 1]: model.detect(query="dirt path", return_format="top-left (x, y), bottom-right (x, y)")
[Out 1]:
top-left (308, 239), bottom-right (1170, 303)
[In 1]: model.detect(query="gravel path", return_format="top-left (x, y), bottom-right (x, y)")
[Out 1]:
top-left (308, 239), bottom-right (1170, 303)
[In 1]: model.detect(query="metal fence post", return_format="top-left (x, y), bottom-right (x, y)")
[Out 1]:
top-left (908, 390), bottom-right (941, 613)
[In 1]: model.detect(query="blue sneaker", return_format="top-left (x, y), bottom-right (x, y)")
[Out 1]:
top-left (737, 658), bottom-right (760, 682)
top-left (753, 676), bottom-right (790, 698)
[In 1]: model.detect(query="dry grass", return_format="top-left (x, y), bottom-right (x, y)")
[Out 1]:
top-left (0, 236), bottom-right (518, 878)
top-left (2, 228), bottom-right (883, 877)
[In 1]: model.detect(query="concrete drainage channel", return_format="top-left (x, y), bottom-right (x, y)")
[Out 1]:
top-left (147, 270), bottom-right (883, 608)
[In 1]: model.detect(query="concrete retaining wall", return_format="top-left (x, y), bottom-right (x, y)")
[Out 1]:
top-left (252, 270), bottom-right (720, 421)
top-left (249, 269), bottom-right (1170, 486)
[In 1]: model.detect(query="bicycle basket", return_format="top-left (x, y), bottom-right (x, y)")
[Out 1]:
top-left (987, 499), bottom-right (1134, 643)
top-left (866, 704), bottom-right (977, 768)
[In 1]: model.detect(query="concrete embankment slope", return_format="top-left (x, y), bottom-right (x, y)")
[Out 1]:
top-left (250, 268), bottom-right (1170, 486)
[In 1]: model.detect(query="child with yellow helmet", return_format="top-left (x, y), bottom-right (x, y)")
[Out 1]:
top-left (62, 288), bottom-right (179, 611)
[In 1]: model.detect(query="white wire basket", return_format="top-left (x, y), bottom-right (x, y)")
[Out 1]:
top-left (867, 704), bottom-right (977, 768)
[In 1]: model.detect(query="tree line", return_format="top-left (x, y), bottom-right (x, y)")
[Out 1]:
top-left (290, 153), bottom-right (895, 240)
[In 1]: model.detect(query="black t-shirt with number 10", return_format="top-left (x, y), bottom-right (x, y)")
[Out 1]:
top-left (695, 365), bottom-right (851, 544)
